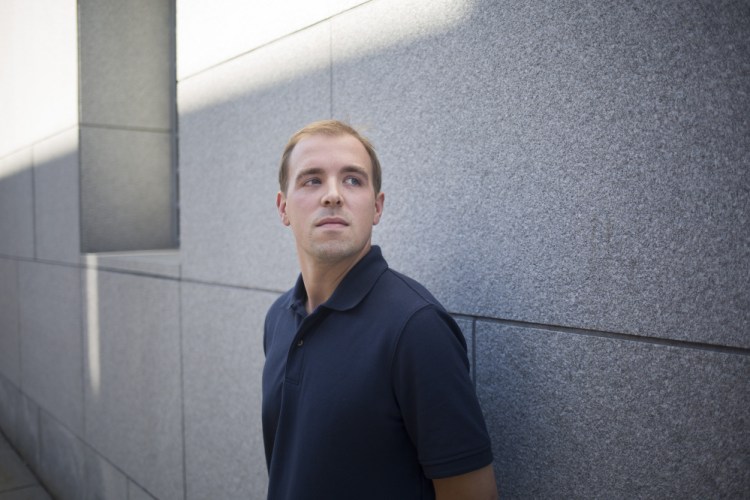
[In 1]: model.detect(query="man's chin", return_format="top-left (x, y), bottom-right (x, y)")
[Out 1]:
top-left (310, 241), bottom-right (368, 264)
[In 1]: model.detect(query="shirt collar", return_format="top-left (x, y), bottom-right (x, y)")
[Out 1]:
top-left (287, 245), bottom-right (388, 313)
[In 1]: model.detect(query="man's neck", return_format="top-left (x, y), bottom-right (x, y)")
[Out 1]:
top-left (298, 244), bottom-right (371, 314)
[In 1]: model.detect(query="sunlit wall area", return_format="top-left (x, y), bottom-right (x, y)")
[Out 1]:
top-left (0, 0), bottom-right (78, 159)
top-left (176, 0), bottom-right (370, 79)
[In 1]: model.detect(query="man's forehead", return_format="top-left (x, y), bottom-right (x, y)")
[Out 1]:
top-left (290, 133), bottom-right (371, 169)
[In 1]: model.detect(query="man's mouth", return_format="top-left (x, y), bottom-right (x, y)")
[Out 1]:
top-left (315, 217), bottom-right (348, 227)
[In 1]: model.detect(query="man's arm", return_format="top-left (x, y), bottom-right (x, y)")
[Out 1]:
top-left (433, 464), bottom-right (499, 500)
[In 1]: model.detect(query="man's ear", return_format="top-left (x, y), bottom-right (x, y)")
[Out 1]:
top-left (276, 192), bottom-right (290, 226)
top-left (373, 192), bottom-right (385, 226)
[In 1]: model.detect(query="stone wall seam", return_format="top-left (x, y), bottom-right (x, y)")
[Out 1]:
top-left (79, 253), bottom-right (87, 441)
top-left (469, 315), bottom-right (750, 356)
top-left (471, 316), bottom-right (477, 386)
top-left (14, 258), bottom-right (22, 398)
top-left (80, 122), bottom-right (172, 135)
top-left (178, 279), bottom-right (188, 500)
top-left (0, 125), bottom-right (80, 164)
top-left (5, 249), bottom-right (747, 358)
top-left (31, 389), bottom-right (155, 500)
top-left (30, 146), bottom-right (37, 261)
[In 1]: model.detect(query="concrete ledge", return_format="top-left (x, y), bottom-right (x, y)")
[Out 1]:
top-left (82, 250), bottom-right (180, 279)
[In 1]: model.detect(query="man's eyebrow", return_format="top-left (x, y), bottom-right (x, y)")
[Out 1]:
top-left (295, 167), bottom-right (324, 181)
top-left (340, 165), bottom-right (369, 177)
top-left (295, 165), bottom-right (369, 181)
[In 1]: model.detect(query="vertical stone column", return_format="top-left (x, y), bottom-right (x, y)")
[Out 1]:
top-left (79, 0), bottom-right (176, 252)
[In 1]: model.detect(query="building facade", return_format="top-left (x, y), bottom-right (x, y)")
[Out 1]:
top-left (0, 0), bottom-right (748, 498)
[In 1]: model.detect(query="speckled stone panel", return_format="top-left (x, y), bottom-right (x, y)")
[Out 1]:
top-left (80, 127), bottom-right (174, 252)
top-left (0, 149), bottom-right (34, 258)
top-left (33, 128), bottom-right (80, 264)
top-left (83, 270), bottom-right (182, 500)
top-left (0, 430), bottom-right (38, 494)
top-left (0, 259), bottom-right (20, 385)
top-left (38, 411), bottom-right (85, 500)
top-left (0, 373), bottom-right (20, 446)
top-left (16, 392), bottom-right (40, 475)
top-left (83, 444), bottom-right (128, 500)
top-left (79, 0), bottom-right (173, 130)
top-left (178, 22), bottom-right (330, 291)
top-left (128, 480), bottom-right (157, 500)
top-left (475, 321), bottom-right (750, 498)
top-left (331, 0), bottom-right (750, 348)
top-left (88, 250), bottom-right (180, 279)
top-left (18, 261), bottom-right (83, 436)
top-left (182, 283), bottom-right (278, 500)
top-left (0, 486), bottom-right (52, 500)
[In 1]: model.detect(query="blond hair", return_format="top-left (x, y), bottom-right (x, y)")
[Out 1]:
top-left (278, 120), bottom-right (382, 194)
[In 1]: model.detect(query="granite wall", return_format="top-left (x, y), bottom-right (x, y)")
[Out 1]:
top-left (0, 0), bottom-right (748, 498)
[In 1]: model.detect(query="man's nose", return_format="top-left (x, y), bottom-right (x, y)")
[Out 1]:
top-left (321, 181), bottom-right (343, 206)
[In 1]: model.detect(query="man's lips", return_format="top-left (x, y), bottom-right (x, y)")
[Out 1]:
top-left (315, 217), bottom-right (349, 227)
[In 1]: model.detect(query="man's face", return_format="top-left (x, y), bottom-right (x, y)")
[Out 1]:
top-left (277, 133), bottom-right (384, 266)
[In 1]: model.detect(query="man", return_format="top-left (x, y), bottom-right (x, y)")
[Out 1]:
top-left (262, 120), bottom-right (497, 499)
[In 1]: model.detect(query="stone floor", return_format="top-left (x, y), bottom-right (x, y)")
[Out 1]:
top-left (0, 432), bottom-right (51, 500)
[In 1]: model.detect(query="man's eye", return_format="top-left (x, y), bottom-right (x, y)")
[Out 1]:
top-left (344, 176), bottom-right (362, 186)
top-left (303, 178), bottom-right (321, 186)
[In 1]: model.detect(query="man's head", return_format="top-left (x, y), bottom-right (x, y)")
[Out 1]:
top-left (276, 120), bottom-right (385, 267)
top-left (278, 120), bottom-right (382, 195)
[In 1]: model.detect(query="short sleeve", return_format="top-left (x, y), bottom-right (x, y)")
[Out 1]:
top-left (391, 306), bottom-right (494, 478)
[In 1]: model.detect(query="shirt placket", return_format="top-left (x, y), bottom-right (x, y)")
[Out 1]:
top-left (284, 307), bottom-right (328, 385)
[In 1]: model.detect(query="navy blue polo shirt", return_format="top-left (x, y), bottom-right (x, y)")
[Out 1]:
top-left (262, 246), bottom-right (493, 500)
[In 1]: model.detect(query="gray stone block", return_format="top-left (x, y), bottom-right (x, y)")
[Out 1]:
top-left (84, 250), bottom-right (180, 280)
top-left (0, 486), bottom-right (52, 500)
top-left (331, 0), bottom-right (750, 348)
top-left (83, 270), bottom-right (182, 500)
top-left (0, 374), bottom-right (19, 446)
top-left (127, 480), bottom-right (156, 500)
top-left (33, 128), bottom-right (81, 263)
top-left (0, 149), bottom-right (34, 258)
top-left (182, 283), bottom-right (278, 500)
top-left (18, 262), bottom-right (83, 436)
top-left (16, 393), bottom-right (40, 475)
top-left (475, 321), bottom-right (750, 498)
top-left (0, 259), bottom-right (20, 385)
top-left (80, 127), bottom-right (174, 252)
top-left (38, 410), bottom-right (84, 500)
top-left (83, 444), bottom-right (128, 500)
top-left (179, 22), bottom-right (330, 290)
top-left (79, 0), bottom-right (172, 130)
top-left (0, 432), bottom-right (37, 493)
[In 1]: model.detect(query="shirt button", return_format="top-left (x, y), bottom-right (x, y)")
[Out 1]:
top-left (296, 339), bottom-right (304, 347)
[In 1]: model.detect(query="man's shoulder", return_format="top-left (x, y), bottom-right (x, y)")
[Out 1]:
top-left (373, 267), bottom-right (447, 314)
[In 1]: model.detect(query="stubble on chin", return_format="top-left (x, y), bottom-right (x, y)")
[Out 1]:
top-left (303, 224), bottom-right (373, 265)
top-left (307, 239), bottom-right (360, 264)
